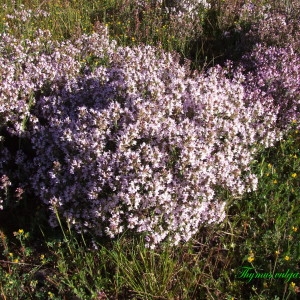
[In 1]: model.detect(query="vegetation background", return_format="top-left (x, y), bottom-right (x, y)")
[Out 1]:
top-left (0, 0), bottom-right (300, 299)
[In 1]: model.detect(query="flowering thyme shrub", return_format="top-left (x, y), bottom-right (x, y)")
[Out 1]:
top-left (0, 21), bottom-right (297, 245)
top-left (0, 26), bottom-right (276, 246)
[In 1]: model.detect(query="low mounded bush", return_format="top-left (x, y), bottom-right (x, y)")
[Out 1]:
top-left (0, 9), bottom-right (299, 245)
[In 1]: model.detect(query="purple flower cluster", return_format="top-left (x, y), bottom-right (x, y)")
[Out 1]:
top-left (0, 12), bottom-right (299, 245)
top-left (239, 8), bottom-right (300, 130)
top-left (241, 44), bottom-right (300, 129)
top-left (0, 174), bottom-right (11, 210)
top-left (162, 0), bottom-right (210, 16)
top-left (247, 11), bottom-right (300, 50)
top-left (139, 0), bottom-right (210, 14)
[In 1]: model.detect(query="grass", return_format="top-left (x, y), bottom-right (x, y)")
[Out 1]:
top-left (0, 0), bottom-right (300, 299)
